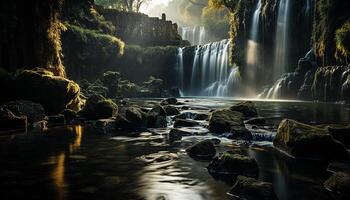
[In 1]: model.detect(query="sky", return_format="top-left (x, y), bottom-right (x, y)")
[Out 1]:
top-left (140, 0), bottom-right (171, 14)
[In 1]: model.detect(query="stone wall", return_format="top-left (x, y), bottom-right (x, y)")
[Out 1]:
top-left (99, 8), bottom-right (182, 46)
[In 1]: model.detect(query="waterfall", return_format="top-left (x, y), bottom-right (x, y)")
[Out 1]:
top-left (179, 26), bottom-right (208, 45)
top-left (188, 39), bottom-right (241, 97)
top-left (246, 0), bottom-right (262, 88)
top-left (273, 0), bottom-right (291, 80)
top-left (176, 47), bottom-right (184, 96)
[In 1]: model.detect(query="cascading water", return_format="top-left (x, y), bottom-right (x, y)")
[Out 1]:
top-left (176, 47), bottom-right (184, 96)
top-left (188, 39), bottom-right (241, 97)
top-left (179, 26), bottom-right (208, 45)
top-left (273, 0), bottom-right (291, 81)
top-left (246, 0), bottom-right (262, 89)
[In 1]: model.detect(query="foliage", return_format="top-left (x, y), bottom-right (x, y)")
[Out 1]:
top-left (95, 0), bottom-right (151, 12)
top-left (62, 24), bottom-right (125, 80)
top-left (202, 0), bottom-right (230, 39)
top-left (335, 21), bottom-right (350, 63)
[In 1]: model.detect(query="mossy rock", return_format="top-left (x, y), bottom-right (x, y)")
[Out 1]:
top-left (274, 119), bottom-right (350, 161)
top-left (229, 176), bottom-right (278, 200)
top-left (163, 105), bottom-right (180, 116)
top-left (147, 105), bottom-right (167, 128)
top-left (9, 68), bottom-right (81, 114)
top-left (115, 106), bottom-right (148, 129)
top-left (174, 119), bottom-right (200, 128)
top-left (207, 152), bottom-right (259, 177)
top-left (208, 109), bottom-right (244, 133)
top-left (81, 94), bottom-right (118, 120)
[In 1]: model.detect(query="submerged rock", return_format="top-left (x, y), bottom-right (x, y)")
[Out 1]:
top-left (163, 105), bottom-right (180, 116)
top-left (81, 95), bottom-right (118, 120)
top-left (0, 108), bottom-right (27, 132)
top-left (207, 152), bottom-right (259, 177)
top-left (3, 100), bottom-right (45, 123)
top-left (230, 101), bottom-right (258, 118)
top-left (274, 119), bottom-right (349, 161)
top-left (61, 109), bottom-right (77, 124)
top-left (324, 172), bottom-right (350, 197)
top-left (229, 176), bottom-right (278, 200)
top-left (186, 139), bottom-right (216, 159)
top-left (208, 109), bottom-right (244, 133)
top-left (160, 97), bottom-right (177, 105)
top-left (174, 119), bottom-right (199, 128)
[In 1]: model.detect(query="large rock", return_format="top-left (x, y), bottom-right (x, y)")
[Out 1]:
top-left (3, 100), bottom-right (45, 123)
top-left (81, 95), bottom-right (118, 120)
top-left (274, 119), bottom-right (350, 161)
top-left (168, 128), bottom-right (192, 142)
top-left (147, 105), bottom-right (167, 128)
top-left (186, 139), bottom-right (216, 159)
top-left (7, 69), bottom-right (81, 114)
top-left (0, 108), bottom-right (27, 132)
top-left (207, 152), bottom-right (259, 177)
top-left (208, 109), bottom-right (244, 133)
top-left (229, 176), bottom-right (278, 200)
top-left (163, 105), bottom-right (180, 116)
top-left (229, 126), bottom-right (253, 141)
top-left (230, 101), bottom-right (258, 118)
top-left (324, 172), bottom-right (350, 197)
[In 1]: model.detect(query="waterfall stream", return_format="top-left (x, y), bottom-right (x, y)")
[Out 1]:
top-left (246, 0), bottom-right (262, 90)
top-left (178, 39), bottom-right (240, 97)
top-left (273, 0), bottom-right (291, 81)
top-left (179, 26), bottom-right (208, 45)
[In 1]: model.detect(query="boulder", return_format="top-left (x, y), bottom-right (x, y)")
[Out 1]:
top-left (324, 172), bottom-right (350, 197)
top-left (174, 119), bottom-right (199, 128)
top-left (8, 69), bottom-right (81, 114)
top-left (81, 95), bottom-right (118, 120)
top-left (186, 139), bottom-right (216, 159)
top-left (274, 119), bottom-right (349, 161)
top-left (3, 100), bottom-right (45, 123)
top-left (230, 101), bottom-right (258, 118)
top-left (229, 176), bottom-right (278, 200)
top-left (93, 119), bottom-right (116, 134)
top-left (147, 105), bottom-right (167, 128)
top-left (208, 109), bottom-right (244, 133)
top-left (207, 152), bottom-right (259, 177)
top-left (0, 108), bottom-right (27, 132)
top-left (163, 105), bottom-right (180, 116)
top-left (174, 113), bottom-right (187, 120)
top-left (160, 97), bottom-right (177, 105)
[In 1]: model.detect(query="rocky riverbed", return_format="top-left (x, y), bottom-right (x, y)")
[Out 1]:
top-left (0, 98), bottom-right (349, 200)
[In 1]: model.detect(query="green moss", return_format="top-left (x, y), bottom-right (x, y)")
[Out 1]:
top-left (335, 21), bottom-right (350, 63)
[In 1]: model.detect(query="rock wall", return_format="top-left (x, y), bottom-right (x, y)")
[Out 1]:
top-left (99, 9), bottom-right (183, 46)
top-left (0, 0), bottom-right (66, 77)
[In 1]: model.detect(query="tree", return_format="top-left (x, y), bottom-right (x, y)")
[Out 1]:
top-left (96, 0), bottom-right (151, 12)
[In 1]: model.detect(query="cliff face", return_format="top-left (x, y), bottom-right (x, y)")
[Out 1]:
top-left (99, 9), bottom-right (183, 46)
top-left (0, 0), bottom-right (65, 77)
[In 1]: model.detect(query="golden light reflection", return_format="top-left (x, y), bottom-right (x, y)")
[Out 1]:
top-left (70, 125), bottom-right (83, 153)
top-left (50, 152), bottom-right (66, 200)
